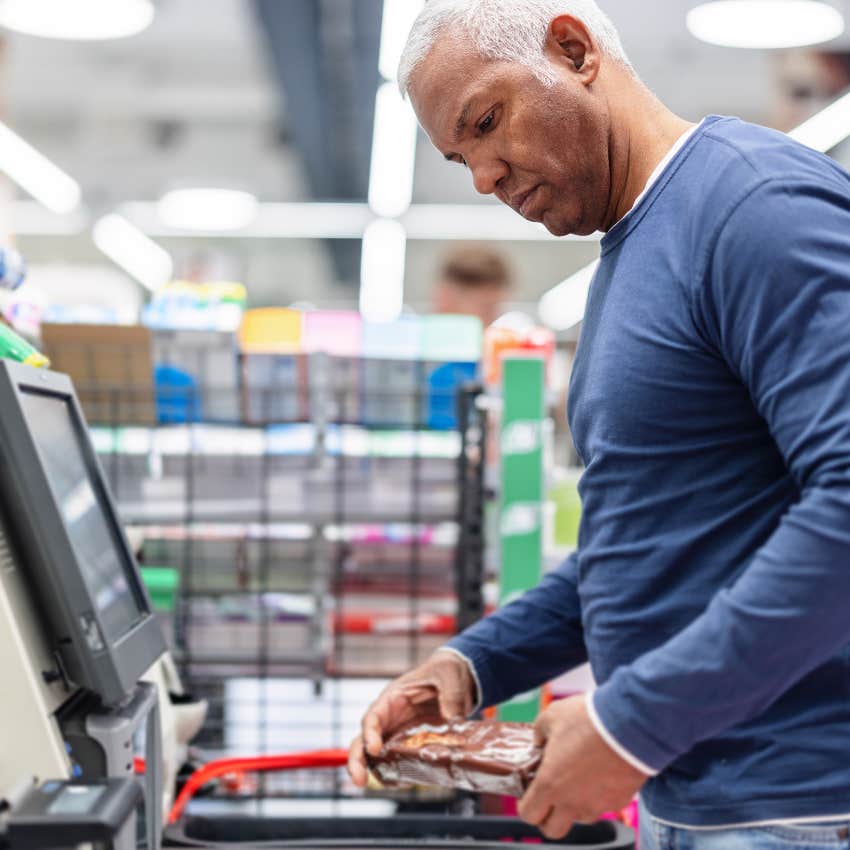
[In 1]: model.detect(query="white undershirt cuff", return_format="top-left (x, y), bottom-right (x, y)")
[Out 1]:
top-left (587, 691), bottom-right (659, 777)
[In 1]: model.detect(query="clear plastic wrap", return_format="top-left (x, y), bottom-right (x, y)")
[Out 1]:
top-left (367, 718), bottom-right (541, 796)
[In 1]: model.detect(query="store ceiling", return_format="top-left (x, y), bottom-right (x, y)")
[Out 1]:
top-left (3, 0), bottom-right (849, 312)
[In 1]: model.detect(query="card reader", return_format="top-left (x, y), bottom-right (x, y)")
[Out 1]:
top-left (4, 777), bottom-right (141, 850)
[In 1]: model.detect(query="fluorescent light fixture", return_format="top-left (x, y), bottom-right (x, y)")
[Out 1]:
top-left (538, 260), bottom-right (599, 331)
top-left (93, 213), bottom-right (173, 291)
top-left (157, 188), bottom-right (259, 232)
top-left (368, 82), bottom-right (418, 219)
top-left (122, 201), bottom-right (371, 239)
top-left (379, 0), bottom-right (425, 81)
top-left (0, 122), bottom-right (81, 214)
top-left (788, 90), bottom-right (850, 152)
top-left (360, 218), bottom-right (406, 323)
top-left (0, 0), bottom-right (154, 40)
top-left (687, 1), bottom-right (844, 48)
top-left (10, 200), bottom-right (87, 235)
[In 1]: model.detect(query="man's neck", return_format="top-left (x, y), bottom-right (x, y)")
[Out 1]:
top-left (603, 86), bottom-right (694, 231)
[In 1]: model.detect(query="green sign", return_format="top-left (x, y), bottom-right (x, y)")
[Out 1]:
top-left (498, 357), bottom-right (544, 722)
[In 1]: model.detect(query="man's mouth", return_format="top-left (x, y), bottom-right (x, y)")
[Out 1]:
top-left (511, 185), bottom-right (541, 219)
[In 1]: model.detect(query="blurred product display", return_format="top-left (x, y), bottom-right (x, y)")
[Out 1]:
top-left (0, 318), bottom-right (49, 367)
top-left (0, 245), bottom-right (26, 291)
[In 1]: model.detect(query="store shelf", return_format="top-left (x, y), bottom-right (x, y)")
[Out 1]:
top-left (122, 501), bottom-right (459, 526)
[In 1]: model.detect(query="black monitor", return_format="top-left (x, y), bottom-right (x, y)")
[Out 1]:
top-left (0, 360), bottom-right (165, 706)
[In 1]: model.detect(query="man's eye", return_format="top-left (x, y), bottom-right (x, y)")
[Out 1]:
top-left (477, 112), bottom-right (495, 133)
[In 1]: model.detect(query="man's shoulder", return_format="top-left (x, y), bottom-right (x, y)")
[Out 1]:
top-left (672, 117), bottom-right (849, 262)
top-left (690, 115), bottom-right (850, 194)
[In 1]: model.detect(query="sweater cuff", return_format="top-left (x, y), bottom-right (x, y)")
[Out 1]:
top-left (587, 691), bottom-right (658, 776)
top-left (434, 646), bottom-right (483, 713)
top-left (440, 636), bottom-right (501, 711)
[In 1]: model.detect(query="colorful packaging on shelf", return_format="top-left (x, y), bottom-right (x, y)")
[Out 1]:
top-left (367, 718), bottom-right (541, 796)
top-left (0, 322), bottom-right (49, 368)
top-left (0, 247), bottom-right (26, 291)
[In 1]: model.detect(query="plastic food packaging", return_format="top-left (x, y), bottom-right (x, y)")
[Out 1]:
top-left (0, 322), bottom-right (49, 368)
top-left (367, 718), bottom-right (541, 796)
top-left (0, 247), bottom-right (26, 291)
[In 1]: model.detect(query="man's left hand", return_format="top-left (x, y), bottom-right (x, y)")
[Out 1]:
top-left (517, 695), bottom-right (648, 840)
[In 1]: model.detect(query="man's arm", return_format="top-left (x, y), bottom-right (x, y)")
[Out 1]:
top-left (444, 551), bottom-right (588, 708)
top-left (592, 173), bottom-right (850, 772)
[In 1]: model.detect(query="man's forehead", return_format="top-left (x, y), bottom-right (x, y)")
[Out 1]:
top-left (410, 44), bottom-right (496, 139)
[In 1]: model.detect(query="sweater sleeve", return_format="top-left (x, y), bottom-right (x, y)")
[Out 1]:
top-left (591, 174), bottom-right (850, 772)
top-left (444, 552), bottom-right (588, 708)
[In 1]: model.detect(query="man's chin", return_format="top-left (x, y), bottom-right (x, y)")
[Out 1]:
top-left (543, 211), bottom-right (598, 238)
top-left (541, 212), bottom-right (574, 238)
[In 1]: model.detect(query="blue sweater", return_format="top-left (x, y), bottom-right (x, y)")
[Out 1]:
top-left (447, 116), bottom-right (850, 826)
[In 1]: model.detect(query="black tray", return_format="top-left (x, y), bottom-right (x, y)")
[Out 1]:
top-left (164, 814), bottom-right (635, 849)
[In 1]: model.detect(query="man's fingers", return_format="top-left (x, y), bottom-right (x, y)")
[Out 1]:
top-left (539, 806), bottom-right (575, 841)
top-left (356, 654), bottom-right (474, 773)
top-left (362, 708), bottom-right (386, 756)
top-left (347, 736), bottom-right (368, 788)
top-left (437, 680), bottom-right (468, 721)
top-left (517, 770), bottom-right (557, 826)
top-left (362, 692), bottom-right (399, 756)
top-left (362, 685), bottom-right (432, 755)
top-left (533, 710), bottom-right (550, 748)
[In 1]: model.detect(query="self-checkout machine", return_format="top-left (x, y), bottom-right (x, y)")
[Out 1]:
top-left (0, 359), bottom-right (175, 850)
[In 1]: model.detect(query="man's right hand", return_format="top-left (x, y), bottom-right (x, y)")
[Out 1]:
top-left (347, 649), bottom-right (477, 787)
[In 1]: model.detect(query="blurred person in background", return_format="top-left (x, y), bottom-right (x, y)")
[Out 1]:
top-left (774, 50), bottom-right (850, 165)
top-left (431, 242), bottom-right (514, 327)
top-left (349, 0), bottom-right (850, 848)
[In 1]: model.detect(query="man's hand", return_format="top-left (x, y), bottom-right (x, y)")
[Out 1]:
top-left (347, 650), bottom-right (476, 787)
top-left (518, 695), bottom-right (648, 840)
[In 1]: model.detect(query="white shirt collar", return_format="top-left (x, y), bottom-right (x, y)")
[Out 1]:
top-left (617, 120), bottom-right (703, 226)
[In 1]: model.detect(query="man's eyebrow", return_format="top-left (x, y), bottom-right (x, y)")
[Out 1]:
top-left (452, 100), bottom-right (474, 144)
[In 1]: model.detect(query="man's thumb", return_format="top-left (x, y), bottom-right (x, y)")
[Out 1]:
top-left (438, 686), bottom-right (466, 722)
top-left (533, 712), bottom-right (549, 748)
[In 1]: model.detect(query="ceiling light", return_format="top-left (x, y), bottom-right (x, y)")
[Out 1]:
top-left (360, 219), bottom-right (406, 324)
top-left (123, 201), bottom-right (371, 239)
top-left (368, 82), bottom-right (418, 219)
top-left (788, 90), bottom-right (850, 152)
top-left (157, 188), bottom-right (259, 232)
top-left (0, 122), bottom-right (81, 214)
top-left (10, 200), bottom-right (87, 235)
top-left (538, 260), bottom-right (599, 331)
top-left (93, 214), bottom-right (173, 291)
top-left (379, 0), bottom-right (425, 81)
top-left (687, 1), bottom-right (844, 49)
top-left (0, 0), bottom-right (154, 40)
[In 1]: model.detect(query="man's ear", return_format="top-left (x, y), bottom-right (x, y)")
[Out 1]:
top-left (545, 15), bottom-right (601, 85)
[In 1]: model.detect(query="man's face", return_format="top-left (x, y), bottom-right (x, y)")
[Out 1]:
top-left (433, 279), bottom-right (507, 327)
top-left (409, 31), bottom-right (612, 237)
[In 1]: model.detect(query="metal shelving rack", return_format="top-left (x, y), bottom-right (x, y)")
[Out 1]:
top-left (62, 345), bottom-right (487, 808)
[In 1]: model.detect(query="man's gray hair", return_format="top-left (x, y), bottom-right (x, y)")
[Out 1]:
top-left (398, 0), bottom-right (632, 95)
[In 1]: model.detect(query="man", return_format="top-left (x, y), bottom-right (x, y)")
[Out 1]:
top-left (348, 1), bottom-right (850, 847)
top-left (432, 243), bottom-right (514, 327)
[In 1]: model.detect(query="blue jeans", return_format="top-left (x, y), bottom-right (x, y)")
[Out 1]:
top-left (639, 799), bottom-right (850, 849)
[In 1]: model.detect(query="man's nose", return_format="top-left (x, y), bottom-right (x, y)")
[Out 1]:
top-left (470, 157), bottom-right (508, 196)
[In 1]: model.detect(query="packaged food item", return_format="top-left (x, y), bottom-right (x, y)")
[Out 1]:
top-left (367, 718), bottom-right (541, 796)
top-left (0, 247), bottom-right (26, 292)
top-left (0, 322), bottom-right (49, 368)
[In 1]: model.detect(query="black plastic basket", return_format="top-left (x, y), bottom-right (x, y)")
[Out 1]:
top-left (164, 814), bottom-right (634, 849)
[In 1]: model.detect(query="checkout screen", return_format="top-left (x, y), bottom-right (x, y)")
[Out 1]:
top-left (19, 390), bottom-right (144, 642)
